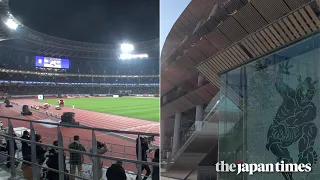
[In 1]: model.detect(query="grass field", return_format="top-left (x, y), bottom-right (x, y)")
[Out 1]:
top-left (38, 97), bottom-right (160, 121)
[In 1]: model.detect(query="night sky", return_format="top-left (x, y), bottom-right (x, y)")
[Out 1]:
top-left (9, 0), bottom-right (159, 44)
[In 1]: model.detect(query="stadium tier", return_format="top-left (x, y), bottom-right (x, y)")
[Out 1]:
top-left (0, 84), bottom-right (159, 95)
top-left (0, 71), bottom-right (159, 84)
top-left (0, 50), bottom-right (159, 75)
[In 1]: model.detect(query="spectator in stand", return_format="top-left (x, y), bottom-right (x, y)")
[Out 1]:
top-left (0, 125), bottom-right (6, 151)
top-left (35, 134), bottom-right (47, 165)
top-left (152, 149), bottom-right (159, 180)
top-left (136, 137), bottom-right (151, 180)
top-left (68, 135), bottom-right (86, 180)
top-left (6, 134), bottom-right (18, 168)
top-left (46, 140), bottom-right (67, 180)
top-left (89, 141), bottom-right (108, 179)
top-left (106, 161), bottom-right (127, 180)
top-left (21, 131), bottom-right (31, 164)
top-left (35, 134), bottom-right (47, 178)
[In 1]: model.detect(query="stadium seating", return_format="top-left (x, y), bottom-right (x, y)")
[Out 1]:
top-left (0, 51), bottom-right (159, 75)
top-left (0, 85), bottom-right (158, 95)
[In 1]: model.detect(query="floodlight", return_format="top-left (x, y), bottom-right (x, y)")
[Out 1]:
top-left (120, 44), bottom-right (134, 52)
top-left (4, 19), bottom-right (18, 30)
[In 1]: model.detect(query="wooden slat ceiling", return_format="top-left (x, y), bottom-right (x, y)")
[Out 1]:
top-left (162, 83), bottom-right (219, 118)
top-left (161, 0), bottom-right (217, 61)
top-left (197, 3), bottom-right (320, 88)
top-left (161, 0), bottom-right (319, 117)
top-left (162, 0), bottom-right (317, 97)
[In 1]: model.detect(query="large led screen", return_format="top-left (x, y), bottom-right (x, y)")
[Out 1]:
top-left (35, 56), bottom-right (70, 69)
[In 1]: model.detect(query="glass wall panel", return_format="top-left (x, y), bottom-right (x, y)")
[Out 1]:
top-left (219, 33), bottom-right (320, 180)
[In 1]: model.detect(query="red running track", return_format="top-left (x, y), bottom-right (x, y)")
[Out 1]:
top-left (0, 98), bottom-right (160, 172)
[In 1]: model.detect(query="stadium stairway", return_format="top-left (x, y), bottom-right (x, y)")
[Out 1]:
top-left (161, 93), bottom-right (221, 179)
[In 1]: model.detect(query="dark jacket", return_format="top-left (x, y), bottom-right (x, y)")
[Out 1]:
top-left (21, 135), bottom-right (31, 160)
top-left (68, 141), bottom-right (86, 165)
top-left (152, 158), bottom-right (159, 180)
top-left (46, 149), bottom-right (67, 180)
top-left (106, 164), bottom-right (127, 180)
top-left (36, 142), bottom-right (47, 164)
top-left (136, 138), bottom-right (149, 161)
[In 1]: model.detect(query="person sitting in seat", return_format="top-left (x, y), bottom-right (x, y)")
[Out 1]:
top-left (106, 161), bottom-right (127, 180)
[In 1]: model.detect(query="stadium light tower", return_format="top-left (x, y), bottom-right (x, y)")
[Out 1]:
top-left (120, 43), bottom-right (134, 53)
top-left (4, 19), bottom-right (18, 30)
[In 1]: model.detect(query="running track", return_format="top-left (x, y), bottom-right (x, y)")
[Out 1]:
top-left (0, 98), bottom-right (160, 172)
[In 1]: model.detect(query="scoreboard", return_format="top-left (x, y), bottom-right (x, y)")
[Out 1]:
top-left (35, 56), bottom-right (70, 69)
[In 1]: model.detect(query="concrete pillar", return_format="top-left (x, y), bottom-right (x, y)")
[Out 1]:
top-left (172, 112), bottom-right (182, 155)
top-left (196, 75), bottom-right (205, 130)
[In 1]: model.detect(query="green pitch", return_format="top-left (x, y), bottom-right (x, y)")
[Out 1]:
top-left (38, 97), bottom-right (160, 121)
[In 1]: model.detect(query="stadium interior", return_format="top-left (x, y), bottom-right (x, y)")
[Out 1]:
top-left (0, 0), bottom-right (160, 180)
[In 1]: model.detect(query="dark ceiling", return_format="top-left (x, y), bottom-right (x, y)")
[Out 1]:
top-left (9, 0), bottom-right (159, 44)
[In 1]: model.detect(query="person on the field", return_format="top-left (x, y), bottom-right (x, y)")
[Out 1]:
top-left (72, 105), bottom-right (75, 110)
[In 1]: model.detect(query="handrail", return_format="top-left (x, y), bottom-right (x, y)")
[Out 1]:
top-left (0, 116), bottom-right (159, 180)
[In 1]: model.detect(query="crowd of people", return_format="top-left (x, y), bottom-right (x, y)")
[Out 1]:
top-left (0, 130), bottom-right (159, 180)
top-left (0, 85), bottom-right (159, 96)
top-left (0, 72), bottom-right (159, 84)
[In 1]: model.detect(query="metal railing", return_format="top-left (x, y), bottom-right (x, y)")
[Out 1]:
top-left (0, 116), bottom-right (159, 180)
top-left (13, 128), bottom-right (155, 171)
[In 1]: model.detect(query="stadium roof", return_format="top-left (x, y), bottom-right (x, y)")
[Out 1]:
top-left (9, 0), bottom-right (159, 44)
top-left (0, 0), bottom-right (159, 60)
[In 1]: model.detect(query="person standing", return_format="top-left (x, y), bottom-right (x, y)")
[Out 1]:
top-left (68, 135), bottom-right (86, 180)
top-left (106, 161), bottom-right (127, 180)
top-left (136, 137), bottom-right (151, 180)
top-left (90, 141), bottom-right (108, 179)
top-left (72, 105), bottom-right (75, 110)
top-left (152, 149), bottom-right (159, 180)
top-left (21, 131), bottom-right (31, 164)
top-left (46, 141), bottom-right (67, 180)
